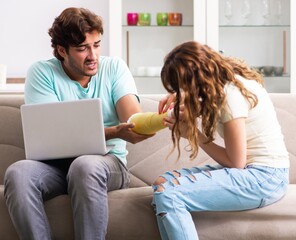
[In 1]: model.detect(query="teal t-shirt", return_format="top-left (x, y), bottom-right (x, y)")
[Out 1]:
top-left (25, 56), bottom-right (138, 165)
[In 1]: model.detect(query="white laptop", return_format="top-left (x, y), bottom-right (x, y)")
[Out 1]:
top-left (21, 98), bottom-right (113, 160)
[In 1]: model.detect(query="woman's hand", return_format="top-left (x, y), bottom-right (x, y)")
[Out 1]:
top-left (164, 105), bottom-right (189, 139)
top-left (158, 94), bottom-right (176, 114)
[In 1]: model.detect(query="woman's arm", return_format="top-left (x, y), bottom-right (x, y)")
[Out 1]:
top-left (198, 117), bottom-right (247, 168)
top-left (160, 94), bottom-right (247, 168)
top-left (164, 113), bottom-right (247, 168)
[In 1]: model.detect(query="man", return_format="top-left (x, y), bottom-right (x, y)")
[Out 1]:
top-left (4, 7), bottom-right (152, 240)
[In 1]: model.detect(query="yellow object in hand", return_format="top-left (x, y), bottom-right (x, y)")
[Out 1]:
top-left (127, 111), bottom-right (171, 135)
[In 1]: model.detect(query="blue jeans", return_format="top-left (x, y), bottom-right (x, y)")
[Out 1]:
top-left (152, 165), bottom-right (289, 240)
top-left (4, 154), bottom-right (130, 240)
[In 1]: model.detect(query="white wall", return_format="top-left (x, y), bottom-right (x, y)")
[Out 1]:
top-left (0, 0), bottom-right (109, 77)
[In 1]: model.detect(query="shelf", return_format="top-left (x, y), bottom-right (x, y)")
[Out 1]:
top-left (219, 24), bottom-right (290, 28)
top-left (123, 25), bottom-right (193, 28)
top-left (7, 77), bottom-right (25, 84)
top-left (263, 75), bottom-right (290, 80)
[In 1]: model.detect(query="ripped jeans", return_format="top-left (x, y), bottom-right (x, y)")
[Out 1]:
top-left (152, 164), bottom-right (289, 240)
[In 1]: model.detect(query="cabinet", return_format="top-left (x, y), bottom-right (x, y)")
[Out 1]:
top-left (109, 0), bottom-right (295, 94)
top-left (109, 0), bottom-right (199, 94)
top-left (216, 0), bottom-right (295, 93)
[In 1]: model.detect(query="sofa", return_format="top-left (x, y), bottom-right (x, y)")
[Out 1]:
top-left (0, 93), bottom-right (296, 240)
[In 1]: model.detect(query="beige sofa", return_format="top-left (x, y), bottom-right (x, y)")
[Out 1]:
top-left (0, 93), bottom-right (296, 240)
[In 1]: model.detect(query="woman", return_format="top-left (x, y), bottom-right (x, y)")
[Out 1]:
top-left (152, 41), bottom-right (289, 240)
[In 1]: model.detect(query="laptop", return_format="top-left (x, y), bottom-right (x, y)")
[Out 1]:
top-left (21, 98), bottom-right (113, 160)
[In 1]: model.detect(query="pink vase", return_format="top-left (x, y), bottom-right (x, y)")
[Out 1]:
top-left (127, 13), bottom-right (138, 26)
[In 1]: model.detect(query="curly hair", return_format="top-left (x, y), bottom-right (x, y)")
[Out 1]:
top-left (48, 7), bottom-right (104, 61)
top-left (161, 41), bottom-right (264, 160)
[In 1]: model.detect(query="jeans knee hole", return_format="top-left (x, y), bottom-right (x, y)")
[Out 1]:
top-left (172, 178), bottom-right (180, 186)
top-left (172, 170), bottom-right (181, 178)
top-left (190, 174), bottom-right (196, 181)
top-left (155, 185), bottom-right (165, 192)
top-left (153, 176), bottom-right (167, 186)
top-left (205, 170), bottom-right (212, 177)
top-left (157, 211), bottom-right (167, 218)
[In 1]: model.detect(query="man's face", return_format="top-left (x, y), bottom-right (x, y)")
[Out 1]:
top-left (60, 31), bottom-right (101, 81)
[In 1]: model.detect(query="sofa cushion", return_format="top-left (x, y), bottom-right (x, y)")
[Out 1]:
top-left (1, 182), bottom-right (296, 240)
top-left (0, 95), bottom-right (25, 184)
top-left (0, 185), bottom-right (19, 239)
top-left (270, 93), bottom-right (296, 183)
top-left (107, 184), bottom-right (296, 240)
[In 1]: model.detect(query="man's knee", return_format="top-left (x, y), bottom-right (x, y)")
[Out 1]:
top-left (68, 156), bottom-right (108, 187)
top-left (5, 160), bottom-right (33, 184)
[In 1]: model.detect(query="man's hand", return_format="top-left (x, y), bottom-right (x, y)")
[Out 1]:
top-left (105, 123), bottom-right (155, 144)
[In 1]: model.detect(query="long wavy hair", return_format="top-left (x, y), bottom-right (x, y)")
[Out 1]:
top-left (161, 41), bottom-right (264, 160)
top-left (48, 7), bottom-right (104, 61)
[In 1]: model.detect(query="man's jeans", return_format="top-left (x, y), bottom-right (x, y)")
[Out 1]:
top-left (152, 164), bottom-right (289, 240)
top-left (4, 154), bottom-right (130, 240)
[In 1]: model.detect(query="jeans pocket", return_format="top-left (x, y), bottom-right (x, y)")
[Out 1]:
top-left (259, 180), bottom-right (287, 208)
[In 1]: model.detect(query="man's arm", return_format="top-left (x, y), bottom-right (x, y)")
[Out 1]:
top-left (116, 94), bottom-right (141, 123)
top-left (105, 94), bottom-right (154, 144)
